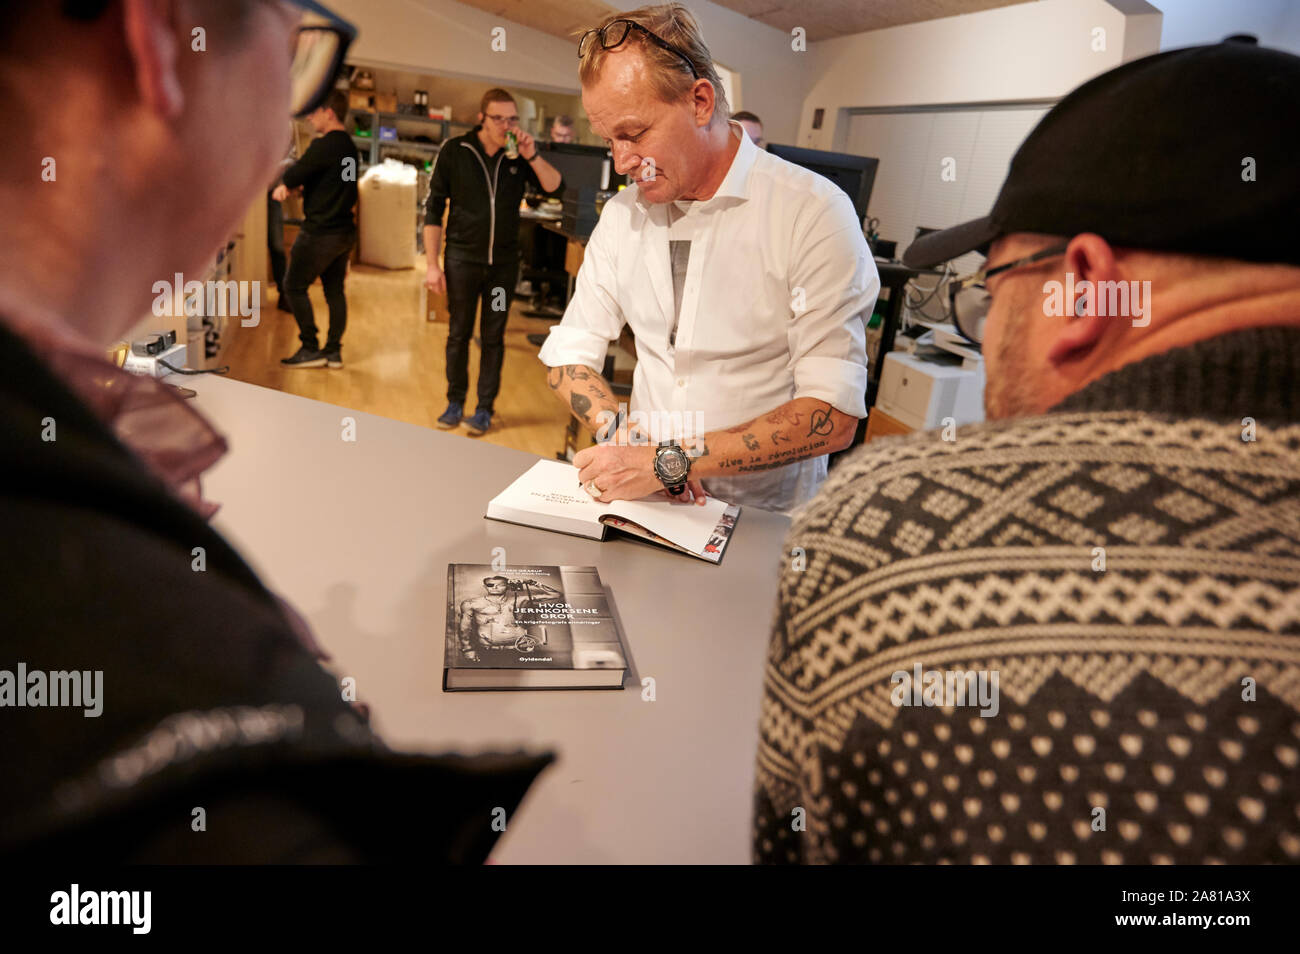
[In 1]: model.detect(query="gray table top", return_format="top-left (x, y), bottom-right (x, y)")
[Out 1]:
top-left (176, 373), bottom-right (792, 863)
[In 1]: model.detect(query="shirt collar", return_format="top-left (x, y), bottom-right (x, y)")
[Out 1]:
top-left (634, 120), bottom-right (757, 214)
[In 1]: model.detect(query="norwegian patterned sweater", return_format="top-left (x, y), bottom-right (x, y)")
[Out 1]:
top-left (754, 326), bottom-right (1300, 865)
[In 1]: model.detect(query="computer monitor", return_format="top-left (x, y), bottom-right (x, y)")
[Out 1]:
top-left (765, 143), bottom-right (878, 222)
top-left (537, 142), bottom-right (627, 194)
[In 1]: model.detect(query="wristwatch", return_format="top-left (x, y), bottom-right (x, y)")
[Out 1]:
top-left (653, 440), bottom-right (691, 496)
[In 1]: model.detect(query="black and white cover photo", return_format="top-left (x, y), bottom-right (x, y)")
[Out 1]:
top-left (444, 565), bottom-right (628, 688)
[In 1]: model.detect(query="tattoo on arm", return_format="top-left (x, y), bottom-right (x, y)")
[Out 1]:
top-left (686, 438), bottom-right (709, 458)
top-left (736, 438), bottom-right (832, 473)
top-left (570, 392), bottom-right (592, 419)
top-left (742, 433), bottom-right (760, 451)
top-left (547, 366), bottom-right (563, 390)
top-left (808, 407), bottom-right (835, 438)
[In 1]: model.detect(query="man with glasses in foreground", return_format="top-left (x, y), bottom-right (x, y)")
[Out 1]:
top-left (754, 38), bottom-right (1300, 864)
top-left (0, 0), bottom-right (548, 863)
top-left (539, 4), bottom-right (878, 512)
top-left (424, 88), bottom-right (564, 436)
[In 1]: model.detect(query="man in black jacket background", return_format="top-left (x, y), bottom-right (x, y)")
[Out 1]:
top-left (273, 89), bottom-right (359, 369)
top-left (0, 0), bottom-right (549, 864)
top-left (423, 88), bottom-right (564, 436)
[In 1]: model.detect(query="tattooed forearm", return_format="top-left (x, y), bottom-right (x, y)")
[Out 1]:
top-left (547, 364), bottom-right (620, 434)
top-left (687, 399), bottom-right (857, 478)
top-left (736, 439), bottom-right (832, 473)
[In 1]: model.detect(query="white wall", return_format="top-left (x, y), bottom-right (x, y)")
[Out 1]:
top-left (328, 0), bottom-right (581, 93)
top-left (327, 0), bottom-right (807, 144)
top-left (797, 0), bottom-right (1162, 150)
top-left (1153, 0), bottom-right (1300, 54)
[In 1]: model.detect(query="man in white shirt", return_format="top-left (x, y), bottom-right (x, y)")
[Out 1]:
top-left (539, 4), bottom-right (880, 513)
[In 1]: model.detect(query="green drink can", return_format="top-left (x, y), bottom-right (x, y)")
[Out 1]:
top-left (505, 130), bottom-right (519, 159)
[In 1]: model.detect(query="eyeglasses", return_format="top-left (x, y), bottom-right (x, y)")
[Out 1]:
top-left (285, 0), bottom-right (356, 117)
top-left (578, 19), bottom-right (700, 80)
top-left (483, 113), bottom-right (521, 125)
top-left (947, 244), bottom-right (1068, 345)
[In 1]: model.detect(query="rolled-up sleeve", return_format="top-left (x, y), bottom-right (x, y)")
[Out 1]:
top-left (786, 200), bottom-right (879, 419)
top-left (538, 212), bottom-right (626, 371)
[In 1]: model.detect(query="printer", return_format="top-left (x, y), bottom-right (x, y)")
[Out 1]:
top-left (874, 323), bottom-right (985, 431)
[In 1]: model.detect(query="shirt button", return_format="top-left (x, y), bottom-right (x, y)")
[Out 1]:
top-left (676, 378), bottom-right (686, 387)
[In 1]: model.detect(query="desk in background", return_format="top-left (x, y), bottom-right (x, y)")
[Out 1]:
top-left (175, 373), bottom-right (792, 863)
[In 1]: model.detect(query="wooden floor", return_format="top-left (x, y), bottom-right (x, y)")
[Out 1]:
top-left (223, 253), bottom-right (572, 460)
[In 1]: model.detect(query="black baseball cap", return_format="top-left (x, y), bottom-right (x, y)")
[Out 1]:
top-left (902, 37), bottom-right (1300, 269)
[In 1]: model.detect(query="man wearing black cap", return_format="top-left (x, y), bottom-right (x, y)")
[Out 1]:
top-left (754, 38), bottom-right (1300, 865)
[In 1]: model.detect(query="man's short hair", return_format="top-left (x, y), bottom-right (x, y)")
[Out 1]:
top-left (480, 88), bottom-right (516, 116)
top-left (578, 4), bottom-right (731, 125)
top-left (553, 115), bottom-right (575, 127)
top-left (482, 576), bottom-right (510, 586)
top-left (324, 89), bottom-right (348, 123)
top-left (731, 110), bottom-right (761, 125)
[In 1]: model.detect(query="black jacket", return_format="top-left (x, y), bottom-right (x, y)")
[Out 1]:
top-left (283, 129), bottom-right (359, 234)
top-left (0, 319), bottom-right (551, 862)
top-left (424, 127), bottom-right (564, 266)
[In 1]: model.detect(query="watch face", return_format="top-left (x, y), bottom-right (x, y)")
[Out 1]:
top-left (657, 448), bottom-right (689, 481)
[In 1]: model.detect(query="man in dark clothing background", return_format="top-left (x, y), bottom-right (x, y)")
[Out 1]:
top-left (0, 0), bottom-right (549, 864)
top-left (274, 88), bottom-right (359, 369)
top-left (422, 88), bottom-right (564, 436)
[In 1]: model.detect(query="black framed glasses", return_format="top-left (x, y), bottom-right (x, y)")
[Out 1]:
top-left (285, 0), bottom-right (357, 117)
top-left (578, 19), bottom-right (700, 80)
top-left (947, 244), bottom-right (1068, 345)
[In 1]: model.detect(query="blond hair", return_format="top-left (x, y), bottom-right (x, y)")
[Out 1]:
top-left (578, 4), bottom-right (730, 125)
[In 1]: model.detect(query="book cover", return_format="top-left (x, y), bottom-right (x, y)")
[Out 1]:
top-left (443, 564), bottom-right (628, 691)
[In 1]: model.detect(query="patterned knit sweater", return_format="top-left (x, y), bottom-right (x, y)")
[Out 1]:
top-left (754, 326), bottom-right (1300, 864)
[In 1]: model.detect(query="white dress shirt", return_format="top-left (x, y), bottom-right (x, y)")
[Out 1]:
top-left (539, 122), bottom-right (880, 512)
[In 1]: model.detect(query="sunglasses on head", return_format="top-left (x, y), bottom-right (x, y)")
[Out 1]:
top-left (578, 19), bottom-right (700, 80)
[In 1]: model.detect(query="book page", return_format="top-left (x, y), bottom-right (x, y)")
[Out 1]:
top-left (487, 460), bottom-right (604, 530)
top-left (604, 493), bottom-right (727, 555)
top-left (490, 459), bottom-right (733, 557)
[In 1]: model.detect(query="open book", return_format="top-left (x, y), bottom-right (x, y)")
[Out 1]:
top-left (486, 459), bottom-right (741, 564)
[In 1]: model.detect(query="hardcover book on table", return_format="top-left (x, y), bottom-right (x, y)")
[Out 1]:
top-left (443, 564), bottom-right (629, 691)
top-left (485, 459), bottom-right (741, 564)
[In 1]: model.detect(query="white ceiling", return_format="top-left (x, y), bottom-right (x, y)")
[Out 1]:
top-left (453, 0), bottom-right (1040, 43)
